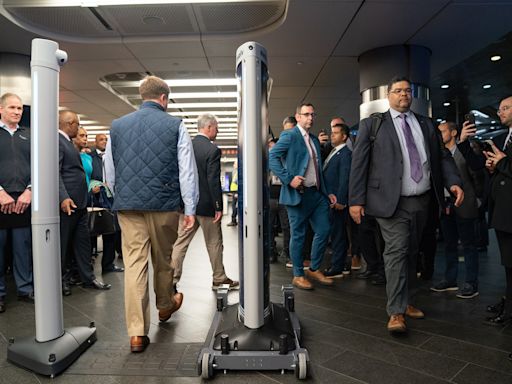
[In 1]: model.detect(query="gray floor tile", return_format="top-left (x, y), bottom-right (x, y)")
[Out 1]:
top-left (452, 363), bottom-right (512, 384)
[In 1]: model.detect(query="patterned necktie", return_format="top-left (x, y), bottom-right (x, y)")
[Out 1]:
top-left (399, 114), bottom-right (423, 183)
top-left (305, 133), bottom-right (320, 188)
top-left (504, 133), bottom-right (512, 151)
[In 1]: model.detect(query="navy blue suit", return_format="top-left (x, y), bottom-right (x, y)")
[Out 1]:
top-left (269, 126), bottom-right (331, 277)
top-left (323, 145), bottom-right (351, 271)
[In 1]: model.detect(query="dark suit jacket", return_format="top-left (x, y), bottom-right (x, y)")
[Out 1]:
top-left (58, 133), bottom-right (88, 209)
top-left (89, 150), bottom-right (103, 182)
top-left (349, 110), bottom-right (461, 218)
top-left (269, 126), bottom-right (328, 206)
top-left (458, 132), bottom-right (512, 233)
top-left (193, 134), bottom-right (222, 217)
top-left (452, 148), bottom-right (481, 219)
top-left (323, 145), bottom-right (352, 206)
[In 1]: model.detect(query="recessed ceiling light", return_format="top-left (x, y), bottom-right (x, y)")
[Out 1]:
top-left (443, 102), bottom-right (450, 107)
top-left (436, 118), bottom-right (443, 122)
top-left (297, 61), bottom-right (304, 66)
top-left (490, 55), bottom-right (501, 62)
top-left (441, 84), bottom-right (449, 89)
top-left (491, 120), bottom-right (496, 124)
top-left (482, 84), bottom-right (491, 89)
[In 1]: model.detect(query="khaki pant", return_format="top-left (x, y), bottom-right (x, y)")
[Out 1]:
top-left (171, 214), bottom-right (227, 284)
top-left (118, 210), bottom-right (180, 336)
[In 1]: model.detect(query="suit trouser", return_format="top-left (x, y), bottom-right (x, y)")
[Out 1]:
top-left (60, 209), bottom-right (95, 284)
top-left (376, 193), bottom-right (430, 316)
top-left (171, 214), bottom-right (227, 285)
top-left (329, 208), bottom-right (348, 271)
top-left (0, 227), bottom-right (33, 297)
top-left (358, 215), bottom-right (384, 276)
top-left (286, 188), bottom-right (330, 277)
top-left (118, 210), bottom-right (179, 337)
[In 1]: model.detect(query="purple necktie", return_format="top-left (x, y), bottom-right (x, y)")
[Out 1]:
top-left (399, 114), bottom-right (423, 183)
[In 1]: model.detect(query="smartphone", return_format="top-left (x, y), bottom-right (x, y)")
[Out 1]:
top-left (482, 139), bottom-right (494, 152)
top-left (464, 113), bottom-right (476, 125)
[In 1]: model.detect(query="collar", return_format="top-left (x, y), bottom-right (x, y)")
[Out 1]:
top-left (59, 130), bottom-right (71, 141)
top-left (197, 132), bottom-right (211, 140)
top-left (140, 100), bottom-right (165, 112)
top-left (332, 143), bottom-right (346, 152)
top-left (96, 148), bottom-right (104, 155)
top-left (0, 120), bottom-right (19, 134)
top-left (297, 125), bottom-right (309, 137)
top-left (389, 108), bottom-right (412, 119)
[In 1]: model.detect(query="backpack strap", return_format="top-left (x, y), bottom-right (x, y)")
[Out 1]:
top-left (369, 112), bottom-right (384, 146)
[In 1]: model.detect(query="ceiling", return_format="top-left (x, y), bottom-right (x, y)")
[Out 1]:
top-left (0, 0), bottom-right (511, 155)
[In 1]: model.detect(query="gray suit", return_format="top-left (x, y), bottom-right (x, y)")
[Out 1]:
top-left (349, 110), bottom-right (461, 315)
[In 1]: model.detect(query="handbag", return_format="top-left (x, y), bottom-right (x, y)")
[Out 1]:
top-left (88, 207), bottom-right (116, 236)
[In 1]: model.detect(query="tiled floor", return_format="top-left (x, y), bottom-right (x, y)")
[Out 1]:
top-left (1, 216), bottom-right (512, 383)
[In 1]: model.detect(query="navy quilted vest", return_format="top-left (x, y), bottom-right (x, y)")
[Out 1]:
top-left (110, 101), bottom-right (182, 211)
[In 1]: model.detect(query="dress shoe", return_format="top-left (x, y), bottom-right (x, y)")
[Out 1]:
top-left (212, 277), bottom-right (239, 290)
top-left (351, 256), bottom-right (362, 270)
top-left (292, 276), bottom-right (313, 290)
top-left (405, 305), bottom-right (425, 319)
top-left (227, 221), bottom-right (237, 227)
top-left (17, 292), bottom-right (35, 303)
top-left (103, 265), bottom-right (124, 274)
top-left (159, 292), bottom-right (184, 322)
top-left (371, 275), bottom-right (386, 286)
top-left (62, 282), bottom-right (72, 296)
top-left (305, 269), bottom-right (334, 286)
top-left (387, 314), bottom-right (407, 333)
top-left (130, 335), bottom-right (150, 353)
top-left (0, 298), bottom-right (6, 313)
top-left (68, 276), bottom-right (83, 286)
top-left (83, 279), bottom-right (111, 290)
top-left (356, 270), bottom-right (377, 280)
top-left (487, 297), bottom-right (505, 313)
top-left (484, 311), bottom-right (512, 326)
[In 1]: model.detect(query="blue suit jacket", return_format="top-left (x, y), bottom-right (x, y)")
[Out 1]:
top-left (269, 126), bottom-right (328, 206)
top-left (323, 145), bottom-right (352, 206)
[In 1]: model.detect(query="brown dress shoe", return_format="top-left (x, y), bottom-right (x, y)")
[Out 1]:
top-left (405, 305), bottom-right (425, 319)
top-left (292, 276), bottom-right (313, 290)
top-left (130, 335), bottom-right (150, 353)
top-left (387, 314), bottom-right (407, 333)
top-left (306, 269), bottom-right (334, 286)
top-left (159, 292), bottom-right (184, 322)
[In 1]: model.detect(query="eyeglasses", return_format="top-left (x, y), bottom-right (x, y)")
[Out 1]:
top-left (497, 105), bottom-right (512, 114)
top-left (299, 112), bottom-right (316, 118)
top-left (389, 88), bottom-right (412, 95)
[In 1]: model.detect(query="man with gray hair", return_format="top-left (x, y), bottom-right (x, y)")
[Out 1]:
top-left (171, 113), bottom-right (239, 291)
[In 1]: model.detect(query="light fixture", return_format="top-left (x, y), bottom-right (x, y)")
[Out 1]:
top-left (482, 84), bottom-right (491, 89)
top-left (169, 92), bottom-right (237, 99)
top-left (166, 78), bottom-right (237, 87)
top-left (490, 55), bottom-right (501, 62)
top-left (171, 111), bottom-right (238, 117)
top-left (443, 102), bottom-right (450, 107)
top-left (436, 118), bottom-right (443, 122)
top-left (85, 126), bottom-right (111, 130)
top-left (80, 0), bottom-right (249, 7)
top-left (167, 102), bottom-right (237, 109)
top-left (182, 117), bottom-right (237, 123)
top-left (79, 120), bottom-right (98, 125)
top-left (440, 84), bottom-right (449, 89)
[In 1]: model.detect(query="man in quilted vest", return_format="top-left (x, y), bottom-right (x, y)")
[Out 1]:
top-left (104, 76), bottom-right (199, 353)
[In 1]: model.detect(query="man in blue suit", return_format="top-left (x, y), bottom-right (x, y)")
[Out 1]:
top-left (269, 103), bottom-right (336, 290)
top-left (323, 123), bottom-right (352, 278)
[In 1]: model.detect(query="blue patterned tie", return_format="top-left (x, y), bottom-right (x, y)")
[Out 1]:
top-left (399, 114), bottom-right (423, 183)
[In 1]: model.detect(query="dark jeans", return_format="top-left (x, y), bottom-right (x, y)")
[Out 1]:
top-left (269, 199), bottom-right (290, 256)
top-left (440, 213), bottom-right (479, 287)
top-left (0, 227), bottom-right (33, 297)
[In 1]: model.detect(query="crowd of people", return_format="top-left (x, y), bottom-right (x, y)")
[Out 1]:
top-left (1, 75), bottom-right (511, 351)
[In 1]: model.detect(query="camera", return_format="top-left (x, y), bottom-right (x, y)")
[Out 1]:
top-left (55, 49), bottom-right (68, 66)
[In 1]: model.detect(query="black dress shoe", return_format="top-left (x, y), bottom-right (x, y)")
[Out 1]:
top-left (356, 270), bottom-right (377, 280)
top-left (103, 265), bottom-right (124, 274)
top-left (484, 311), bottom-right (511, 326)
top-left (84, 279), bottom-right (112, 290)
top-left (487, 297), bottom-right (505, 313)
top-left (18, 292), bottom-right (35, 303)
top-left (371, 274), bottom-right (386, 286)
top-left (62, 282), bottom-right (72, 296)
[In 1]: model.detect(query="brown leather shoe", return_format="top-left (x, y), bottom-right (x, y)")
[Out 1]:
top-left (292, 276), bottom-right (313, 290)
top-left (387, 314), bottom-right (407, 333)
top-left (405, 305), bottom-right (425, 319)
top-left (130, 336), bottom-right (150, 353)
top-left (306, 269), bottom-right (334, 286)
top-left (159, 292), bottom-right (184, 322)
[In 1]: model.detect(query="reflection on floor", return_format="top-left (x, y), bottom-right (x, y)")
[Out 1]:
top-left (1, 215), bottom-right (511, 383)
